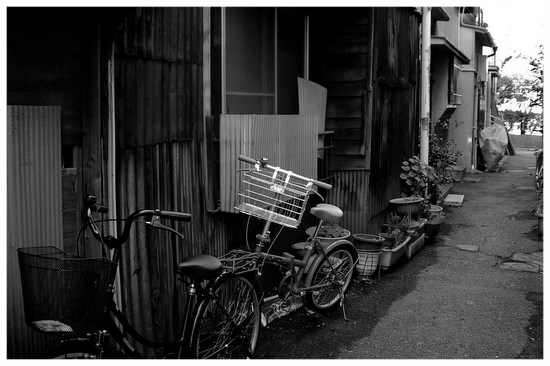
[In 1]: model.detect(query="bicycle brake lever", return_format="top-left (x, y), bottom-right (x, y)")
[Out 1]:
top-left (149, 214), bottom-right (184, 240)
top-left (309, 189), bottom-right (325, 201)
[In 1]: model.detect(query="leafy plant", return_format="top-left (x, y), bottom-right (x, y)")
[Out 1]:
top-left (400, 156), bottom-right (438, 199)
top-left (386, 212), bottom-right (402, 226)
top-left (427, 212), bottom-right (445, 225)
top-left (316, 223), bottom-right (349, 238)
top-left (429, 134), bottom-right (460, 183)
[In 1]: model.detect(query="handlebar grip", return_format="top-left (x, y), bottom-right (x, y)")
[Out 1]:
top-left (312, 180), bottom-right (332, 190)
top-left (158, 210), bottom-right (192, 222)
top-left (238, 155), bottom-right (258, 164)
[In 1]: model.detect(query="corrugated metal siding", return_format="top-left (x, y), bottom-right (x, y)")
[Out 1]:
top-left (219, 114), bottom-right (318, 213)
top-left (7, 105), bottom-right (63, 358)
top-left (113, 8), bottom-right (235, 357)
top-left (326, 170), bottom-right (399, 235)
top-left (116, 140), bottom-right (233, 357)
top-left (116, 7), bottom-right (203, 146)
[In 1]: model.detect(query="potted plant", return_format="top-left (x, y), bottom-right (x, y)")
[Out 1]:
top-left (305, 222), bottom-right (351, 248)
top-left (425, 211), bottom-right (445, 241)
top-left (352, 233), bottom-right (385, 250)
top-left (397, 155), bottom-right (438, 217)
top-left (428, 132), bottom-right (461, 203)
top-left (429, 133), bottom-right (460, 188)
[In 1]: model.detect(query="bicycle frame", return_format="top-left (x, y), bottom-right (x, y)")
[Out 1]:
top-left (49, 197), bottom-right (228, 359)
top-left (91, 272), bottom-right (223, 359)
top-left (252, 218), bottom-right (354, 300)
top-left (226, 156), bottom-right (357, 317)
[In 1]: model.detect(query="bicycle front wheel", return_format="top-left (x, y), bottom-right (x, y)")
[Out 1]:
top-left (305, 245), bottom-right (356, 311)
top-left (191, 274), bottom-right (260, 359)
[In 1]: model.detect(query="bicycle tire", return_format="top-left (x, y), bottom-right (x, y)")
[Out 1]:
top-left (191, 273), bottom-right (260, 359)
top-left (41, 339), bottom-right (123, 359)
top-left (305, 245), bottom-right (356, 312)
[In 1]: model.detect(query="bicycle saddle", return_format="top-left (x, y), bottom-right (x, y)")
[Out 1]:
top-left (177, 254), bottom-right (222, 281)
top-left (310, 203), bottom-right (343, 223)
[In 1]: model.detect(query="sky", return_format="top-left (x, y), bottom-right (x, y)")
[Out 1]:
top-left (481, 0), bottom-right (545, 77)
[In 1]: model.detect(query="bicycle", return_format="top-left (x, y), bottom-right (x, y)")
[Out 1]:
top-left (17, 194), bottom-right (260, 359)
top-left (219, 155), bottom-right (358, 323)
top-left (535, 149), bottom-right (543, 190)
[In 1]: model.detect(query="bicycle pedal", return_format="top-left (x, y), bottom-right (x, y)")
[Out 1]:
top-left (303, 308), bottom-right (322, 319)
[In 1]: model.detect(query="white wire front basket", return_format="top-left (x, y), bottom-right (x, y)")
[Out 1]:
top-left (236, 166), bottom-right (315, 228)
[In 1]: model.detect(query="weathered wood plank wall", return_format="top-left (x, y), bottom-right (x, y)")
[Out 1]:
top-left (310, 7), bottom-right (420, 234)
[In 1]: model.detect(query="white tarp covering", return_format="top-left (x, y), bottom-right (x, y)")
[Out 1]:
top-left (479, 123), bottom-right (509, 171)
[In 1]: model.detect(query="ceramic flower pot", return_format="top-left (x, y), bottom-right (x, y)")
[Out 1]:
top-left (353, 234), bottom-right (385, 250)
top-left (389, 196), bottom-right (423, 217)
top-left (429, 204), bottom-right (443, 214)
top-left (425, 222), bottom-right (441, 240)
top-left (306, 226), bottom-right (351, 248)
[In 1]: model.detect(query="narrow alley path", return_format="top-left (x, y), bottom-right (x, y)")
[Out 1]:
top-left (255, 149), bottom-right (543, 359)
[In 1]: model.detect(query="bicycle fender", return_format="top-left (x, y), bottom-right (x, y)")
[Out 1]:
top-left (305, 240), bottom-right (357, 273)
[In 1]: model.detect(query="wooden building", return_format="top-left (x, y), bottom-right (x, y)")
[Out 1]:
top-left (7, 7), bottom-right (421, 358)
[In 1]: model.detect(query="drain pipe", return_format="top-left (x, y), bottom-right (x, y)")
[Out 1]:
top-left (419, 7), bottom-right (431, 166)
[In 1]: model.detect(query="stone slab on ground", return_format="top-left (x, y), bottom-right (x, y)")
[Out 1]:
top-left (457, 244), bottom-right (479, 252)
top-left (463, 177), bottom-right (482, 182)
top-left (511, 252), bottom-right (543, 267)
top-left (499, 261), bottom-right (541, 273)
top-left (444, 194), bottom-right (464, 207)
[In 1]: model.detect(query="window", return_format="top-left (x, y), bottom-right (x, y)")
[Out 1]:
top-left (449, 63), bottom-right (461, 105)
top-left (224, 8), bottom-right (275, 114)
top-left (223, 8), bottom-right (305, 115)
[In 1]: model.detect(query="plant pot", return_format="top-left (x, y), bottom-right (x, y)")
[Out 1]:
top-left (380, 236), bottom-right (411, 270)
top-left (425, 222), bottom-right (441, 241)
top-left (305, 226), bottom-right (351, 248)
top-left (352, 234), bottom-right (385, 250)
top-left (356, 249), bottom-right (382, 277)
top-left (406, 234), bottom-right (425, 259)
top-left (389, 197), bottom-right (423, 217)
top-left (429, 204), bottom-right (443, 214)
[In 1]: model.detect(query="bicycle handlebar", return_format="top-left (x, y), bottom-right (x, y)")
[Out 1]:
top-left (238, 155), bottom-right (332, 191)
top-left (84, 195), bottom-right (191, 249)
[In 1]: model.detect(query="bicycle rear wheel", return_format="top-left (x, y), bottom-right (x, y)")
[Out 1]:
top-left (191, 274), bottom-right (260, 359)
top-left (305, 245), bottom-right (356, 311)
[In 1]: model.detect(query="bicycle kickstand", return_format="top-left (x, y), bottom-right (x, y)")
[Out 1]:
top-left (339, 287), bottom-right (349, 322)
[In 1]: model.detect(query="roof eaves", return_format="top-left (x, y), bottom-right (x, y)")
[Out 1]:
top-left (431, 36), bottom-right (470, 64)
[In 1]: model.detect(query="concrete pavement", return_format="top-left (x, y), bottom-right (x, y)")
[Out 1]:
top-left (255, 148), bottom-right (543, 359)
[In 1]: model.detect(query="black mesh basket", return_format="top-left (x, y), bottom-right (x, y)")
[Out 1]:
top-left (17, 246), bottom-right (117, 334)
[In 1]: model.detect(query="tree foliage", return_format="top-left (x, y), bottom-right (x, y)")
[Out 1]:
top-left (529, 45), bottom-right (544, 108)
top-left (496, 45), bottom-right (543, 133)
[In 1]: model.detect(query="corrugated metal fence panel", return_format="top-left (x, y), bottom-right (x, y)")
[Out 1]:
top-left (219, 114), bottom-right (318, 213)
top-left (326, 169), bottom-right (397, 236)
top-left (116, 7), bottom-right (203, 147)
top-left (117, 140), bottom-right (231, 357)
top-left (326, 170), bottom-right (369, 234)
top-left (7, 105), bottom-right (63, 358)
top-left (113, 9), bottom-right (211, 355)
